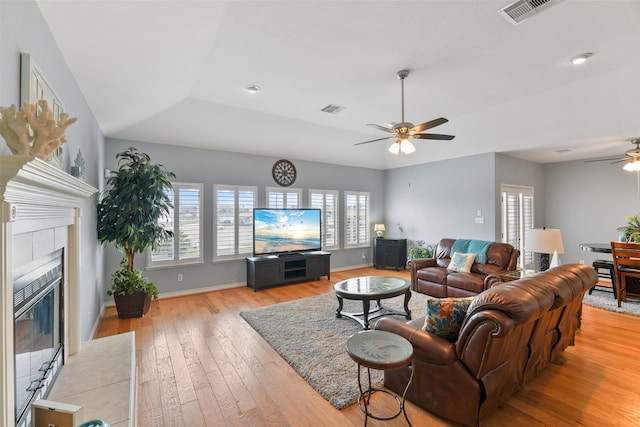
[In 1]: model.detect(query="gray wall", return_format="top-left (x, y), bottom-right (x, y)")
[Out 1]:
top-left (544, 159), bottom-right (640, 266)
top-left (103, 138), bottom-right (385, 296)
top-left (383, 153), bottom-right (498, 250)
top-left (1, 0), bottom-right (106, 341)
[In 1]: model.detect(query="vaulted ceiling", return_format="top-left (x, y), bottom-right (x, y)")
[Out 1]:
top-left (36, 0), bottom-right (640, 170)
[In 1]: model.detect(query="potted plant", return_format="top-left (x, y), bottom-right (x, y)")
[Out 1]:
top-left (107, 258), bottom-right (159, 318)
top-left (617, 214), bottom-right (640, 242)
top-left (408, 240), bottom-right (434, 260)
top-left (97, 147), bottom-right (175, 318)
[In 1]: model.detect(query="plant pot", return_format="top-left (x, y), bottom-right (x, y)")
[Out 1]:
top-left (114, 291), bottom-right (152, 319)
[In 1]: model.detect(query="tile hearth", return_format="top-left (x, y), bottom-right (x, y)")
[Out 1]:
top-left (46, 332), bottom-right (136, 427)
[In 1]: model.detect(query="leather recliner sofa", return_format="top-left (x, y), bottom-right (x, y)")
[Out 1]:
top-left (375, 264), bottom-right (598, 426)
top-left (409, 238), bottom-right (520, 297)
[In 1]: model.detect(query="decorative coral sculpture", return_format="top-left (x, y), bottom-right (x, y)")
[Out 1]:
top-left (0, 100), bottom-right (77, 160)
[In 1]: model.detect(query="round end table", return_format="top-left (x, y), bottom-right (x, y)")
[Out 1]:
top-left (345, 330), bottom-right (414, 426)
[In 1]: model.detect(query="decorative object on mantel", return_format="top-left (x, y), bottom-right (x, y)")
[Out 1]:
top-left (97, 147), bottom-right (175, 318)
top-left (0, 100), bottom-right (77, 161)
top-left (617, 214), bottom-right (640, 242)
top-left (70, 148), bottom-right (85, 180)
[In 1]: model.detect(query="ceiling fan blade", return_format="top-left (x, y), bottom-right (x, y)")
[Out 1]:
top-left (413, 133), bottom-right (455, 141)
top-left (366, 123), bottom-right (394, 133)
top-left (584, 157), bottom-right (627, 163)
top-left (354, 136), bottom-right (395, 146)
top-left (412, 117), bottom-right (448, 133)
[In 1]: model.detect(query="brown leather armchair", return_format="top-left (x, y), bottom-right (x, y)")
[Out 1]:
top-left (408, 238), bottom-right (520, 297)
top-left (376, 264), bottom-right (598, 426)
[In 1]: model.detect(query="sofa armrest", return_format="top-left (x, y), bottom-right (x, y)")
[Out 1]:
top-left (484, 274), bottom-right (505, 290)
top-left (375, 317), bottom-right (458, 364)
top-left (407, 257), bottom-right (437, 272)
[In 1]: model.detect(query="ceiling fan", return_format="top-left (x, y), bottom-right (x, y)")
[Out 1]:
top-left (585, 138), bottom-right (640, 170)
top-left (355, 69), bottom-right (455, 154)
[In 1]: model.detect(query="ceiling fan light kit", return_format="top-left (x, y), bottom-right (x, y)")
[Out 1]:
top-left (624, 159), bottom-right (640, 172)
top-left (355, 69), bottom-right (455, 155)
top-left (587, 138), bottom-right (640, 172)
top-left (571, 52), bottom-right (593, 65)
top-left (388, 138), bottom-right (416, 154)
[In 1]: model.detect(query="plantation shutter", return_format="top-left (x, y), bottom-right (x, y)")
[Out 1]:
top-left (501, 185), bottom-right (535, 268)
top-left (178, 186), bottom-right (201, 261)
top-left (267, 187), bottom-right (301, 208)
top-left (215, 185), bottom-right (257, 259)
top-left (310, 189), bottom-right (339, 250)
top-left (344, 191), bottom-right (370, 248)
top-left (150, 183), bottom-right (203, 266)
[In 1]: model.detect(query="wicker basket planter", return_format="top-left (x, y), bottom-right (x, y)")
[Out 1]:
top-left (114, 291), bottom-right (152, 319)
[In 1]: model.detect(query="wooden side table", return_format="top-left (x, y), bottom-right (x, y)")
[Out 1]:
top-left (500, 269), bottom-right (538, 282)
top-left (346, 330), bottom-right (414, 426)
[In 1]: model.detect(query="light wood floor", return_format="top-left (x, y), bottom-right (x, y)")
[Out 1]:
top-left (95, 267), bottom-right (640, 426)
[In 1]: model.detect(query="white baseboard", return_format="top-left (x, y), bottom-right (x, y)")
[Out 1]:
top-left (98, 263), bottom-right (376, 321)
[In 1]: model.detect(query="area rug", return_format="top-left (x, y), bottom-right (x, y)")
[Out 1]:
top-left (583, 287), bottom-right (640, 316)
top-left (239, 291), bottom-right (429, 409)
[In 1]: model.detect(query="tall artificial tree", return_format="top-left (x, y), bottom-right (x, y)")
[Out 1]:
top-left (97, 147), bottom-right (175, 272)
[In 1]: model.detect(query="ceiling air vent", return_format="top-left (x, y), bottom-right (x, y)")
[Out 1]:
top-left (499, 0), bottom-right (564, 25)
top-left (320, 104), bottom-right (345, 114)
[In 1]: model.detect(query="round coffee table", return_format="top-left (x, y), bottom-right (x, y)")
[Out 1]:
top-left (334, 276), bottom-right (411, 330)
top-left (346, 330), bottom-right (414, 426)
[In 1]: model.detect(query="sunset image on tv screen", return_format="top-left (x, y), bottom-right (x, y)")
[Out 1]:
top-left (254, 209), bottom-right (321, 255)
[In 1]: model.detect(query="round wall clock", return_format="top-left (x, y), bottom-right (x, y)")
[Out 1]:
top-left (272, 159), bottom-right (297, 187)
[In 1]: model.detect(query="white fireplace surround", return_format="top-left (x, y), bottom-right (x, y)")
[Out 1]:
top-left (0, 156), bottom-right (97, 426)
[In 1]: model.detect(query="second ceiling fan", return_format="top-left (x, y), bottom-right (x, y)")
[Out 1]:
top-left (355, 69), bottom-right (455, 154)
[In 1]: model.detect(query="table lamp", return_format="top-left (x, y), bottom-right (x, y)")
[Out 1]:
top-left (525, 228), bottom-right (564, 271)
top-left (374, 224), bottom-right (386, 238)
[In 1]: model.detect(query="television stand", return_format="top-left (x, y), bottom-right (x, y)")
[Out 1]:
top-left (246, 251), bottom-right (331, 291)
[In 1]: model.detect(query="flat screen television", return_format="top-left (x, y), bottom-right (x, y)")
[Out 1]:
top-left (253, 208), bottom-right (322, 256)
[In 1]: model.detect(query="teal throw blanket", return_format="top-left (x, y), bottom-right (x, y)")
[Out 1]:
top-left (450, 239), bottom-right (492, 264)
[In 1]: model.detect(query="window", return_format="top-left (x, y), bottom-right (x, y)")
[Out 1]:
top-left (214, 185), bottom-right (257, 260)
top-left (309, 189), bottom-right (339, 250)
top-left (344, 191), bottom-right (370, 248)
top-left (149, 183), bottom-right (203, 267)
top-left (266, 187), bottom-right (301, 208)
top-left (501, 184), bottom-right (534, 268)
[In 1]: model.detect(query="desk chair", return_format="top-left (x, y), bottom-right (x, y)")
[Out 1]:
top-left (610, 242), bottom-right (640, 307)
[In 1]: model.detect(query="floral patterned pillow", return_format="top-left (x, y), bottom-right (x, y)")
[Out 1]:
top-left (423, 296), bottom-right (475, 341)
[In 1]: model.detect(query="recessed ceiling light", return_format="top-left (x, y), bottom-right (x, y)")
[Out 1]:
top-left (571, 53), bottom-right (593, 65)
top-left (244, 84), bottom-right (260, 93)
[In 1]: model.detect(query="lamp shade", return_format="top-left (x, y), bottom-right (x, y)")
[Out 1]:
top-left (374, 224), bottom-right (386, 232)
top-left (525, 228), bottom-right (565, 254)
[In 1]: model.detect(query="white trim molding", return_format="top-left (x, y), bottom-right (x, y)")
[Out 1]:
top-left (0, 156), bottom-right (97, 427)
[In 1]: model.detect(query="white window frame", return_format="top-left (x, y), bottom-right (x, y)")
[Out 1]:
top-left (309, 189), bottom-right (340, 250)
top-left (501, 184), bottom-right (535, 269)
top-left (344, 191), bottom-right (370, 249)
top-left (266, 186), bottom-right (302, 208)
top-left (214, 184), bottom-right (257, 261)
top-left (148, 182), bottom-right (204, 268)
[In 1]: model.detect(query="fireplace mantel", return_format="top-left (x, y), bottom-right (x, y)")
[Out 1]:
top-left (0, 155), bottom-right (98, 426)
